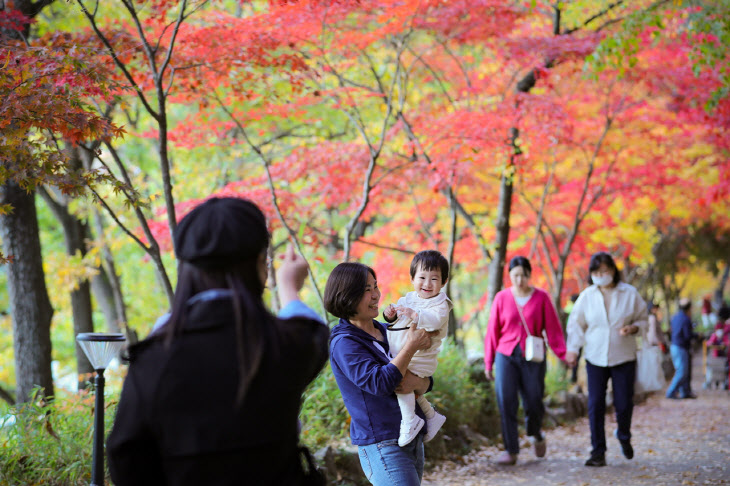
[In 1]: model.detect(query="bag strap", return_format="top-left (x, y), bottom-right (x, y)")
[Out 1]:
top-left (511, 291), bottom-right (534, 337)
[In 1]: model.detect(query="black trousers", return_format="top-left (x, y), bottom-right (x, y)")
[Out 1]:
top-left (586, 359), bottom-right (636, 457)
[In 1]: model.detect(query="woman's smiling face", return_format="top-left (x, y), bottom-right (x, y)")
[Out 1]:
top-left (351, 271), bottom-right (381, 321)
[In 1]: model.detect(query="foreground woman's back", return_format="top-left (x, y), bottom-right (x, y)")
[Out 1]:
top-left (106, 197), bottom-right (329, 486)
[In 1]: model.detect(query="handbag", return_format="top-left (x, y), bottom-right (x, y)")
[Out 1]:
top-left (515, 297), bottom-right (545, 363)
top-left (299, 446), bottom-right (327, 486)
top-left (635, 327), bottom-right (665, 393)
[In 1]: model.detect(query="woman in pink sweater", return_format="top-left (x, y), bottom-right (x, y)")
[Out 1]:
top-left (484, 256), bottom-right (567, 465)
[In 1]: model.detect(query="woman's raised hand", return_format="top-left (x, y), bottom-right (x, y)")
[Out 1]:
top-left (276, 244), bottom-right (309, 305)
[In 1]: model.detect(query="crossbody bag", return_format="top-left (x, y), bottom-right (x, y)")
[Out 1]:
top-left (514, 295), bottom-right (545, 363)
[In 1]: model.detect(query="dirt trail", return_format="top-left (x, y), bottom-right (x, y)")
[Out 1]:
top-left (423, 356), bottom-right (730, 485)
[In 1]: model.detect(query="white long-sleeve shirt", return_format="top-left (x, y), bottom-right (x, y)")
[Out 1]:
top-left (566, 282), bottom-right (648, 367)
top-left (387, 291), bottom-right (453, 377)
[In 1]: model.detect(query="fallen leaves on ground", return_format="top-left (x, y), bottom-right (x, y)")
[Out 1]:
top-left (423, 365), bottom-right (730, 486)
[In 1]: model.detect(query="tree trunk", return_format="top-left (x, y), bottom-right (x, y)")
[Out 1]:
top-left (40, 185), bottom-right (95, 390)
top-left (445, 189), bottom-right (458, 341)
top-left (0, 181), bottom-right (55, 402)
top-left (553, 258), bottom-right (567, 326)
top-left (70, 279), bottom-right (94, 389)
top-left (485, 60), bottom-right (536, 309)
top-left (0, 384), bottom-right (15, 406)
top-left (486, 155), bottom-right (514, 308)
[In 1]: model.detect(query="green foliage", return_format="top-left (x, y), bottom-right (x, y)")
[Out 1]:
top-left (543, 355), bottom-right (570, 398)
top-left (685, 0), bottom-right (730, 109)
top-left (0, 387), bottom-right (116, 486)
top-left (585, 0), bottom-right (730, 111)
top-left (584, 4), bottom-right (664, 76)
top-left (427, 340), bottom-right (491, 432)
top-left (299, 362), bottom-right (351, 447)
top-left (0, 277), bottom-right (11, 389)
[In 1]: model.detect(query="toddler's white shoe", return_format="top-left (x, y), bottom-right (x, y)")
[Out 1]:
top-left (423, 412), bottom-right (446, 442)
top-left (398, 416), bottom-right (425, 447)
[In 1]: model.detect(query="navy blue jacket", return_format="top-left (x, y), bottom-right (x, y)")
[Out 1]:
top-left (330, 318), bottom-right (428, 446)
top-left (670, 311), bottom-right (693, 349)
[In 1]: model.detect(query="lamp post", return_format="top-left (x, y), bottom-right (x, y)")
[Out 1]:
top-left (76, 332), bottom-right (126, 486)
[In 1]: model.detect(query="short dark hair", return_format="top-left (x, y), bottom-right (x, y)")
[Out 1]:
top-left (588, 251), bottom-right (621, 285)
top-left (508, 256), bottom-right (532, 276)
top-left (324, 262), bottom-right (377, 319)
top-left (410, 250), bottom-right (449, 282)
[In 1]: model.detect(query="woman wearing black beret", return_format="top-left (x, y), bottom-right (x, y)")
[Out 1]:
top-left (107, 197), bottom-right (329, 486)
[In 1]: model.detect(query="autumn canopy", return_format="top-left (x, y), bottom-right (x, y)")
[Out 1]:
top-left (1, 0), bottom-right (729, 402)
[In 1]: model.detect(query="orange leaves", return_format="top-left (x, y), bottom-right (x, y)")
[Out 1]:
top-left (0, 30), bottom-right (123, 195)
top-left (67, 0), bottom-right (729, 312)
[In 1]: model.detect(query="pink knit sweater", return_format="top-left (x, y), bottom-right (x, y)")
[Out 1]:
top-left (484, 287), bottom-right (567, 371)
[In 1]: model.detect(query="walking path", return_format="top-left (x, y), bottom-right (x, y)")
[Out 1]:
top-left (423, 358), bottom-right (729, 485)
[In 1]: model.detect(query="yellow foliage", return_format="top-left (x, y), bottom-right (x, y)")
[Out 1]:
top-left (0, 314), bottom-right (14, 386)
top-left (43, 250), bottom-right (101, 295)
top-left (584, 196), bottom-right (659, 264)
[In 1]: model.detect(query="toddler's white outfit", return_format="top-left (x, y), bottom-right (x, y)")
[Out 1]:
top-left (387, 291), bottom-right (452, 446)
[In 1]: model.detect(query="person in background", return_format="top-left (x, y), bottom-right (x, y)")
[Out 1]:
top-left (326, 262), bottom-right (435, 486)
top-left (566, 252), bottom-right (647, 467)
top-left (720, 305), bottom-right (730, 389)
top-left (383, 250), bottom-right (452, 447)
top-left (646, 302), bottom-right (667, 351)
top-left (701, 296), bottom-right (713, 328)
top-left (666, 298), bottom-right (697, 400)
top-left (704, 321), bottom-right (729, 389)
top-left (484, 256), bottom-right (567, 465)
top-left (107, 198), bottom-right (329, 486)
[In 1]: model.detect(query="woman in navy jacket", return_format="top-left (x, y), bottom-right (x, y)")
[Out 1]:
top-left (325, 262), bottom-right (434, 485)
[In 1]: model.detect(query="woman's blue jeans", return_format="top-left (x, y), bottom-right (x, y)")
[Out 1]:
top-left (494, 346), bottom-right (547, 454)
top-left (666, 344), bottom-right (691, 398)
top-left (357, 435), bottom-right (424, 485)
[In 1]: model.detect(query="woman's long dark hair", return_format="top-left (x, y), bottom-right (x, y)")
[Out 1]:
top-left (163, 204), bottom-right (272, 407)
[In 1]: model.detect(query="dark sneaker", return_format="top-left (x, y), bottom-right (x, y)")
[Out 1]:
top-left (683, 393), bottom-right (698, 399)
top-left (620, 440), bottom-right (634, 459)
top-left (529, 436), bottom-right (546, 458)
top-left (584, 455), bottom-right (606, 467)
top-left (614, 429), bottom-right (634, 459)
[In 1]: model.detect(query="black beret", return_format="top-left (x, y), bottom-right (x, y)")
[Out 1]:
top-left (174, 197), bottom-right (269, 269)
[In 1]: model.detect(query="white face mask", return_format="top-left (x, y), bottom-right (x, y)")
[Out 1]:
top-left (592, 274), bottom-right (613, 287)
top-left (716, 330), bottom-right (724, 339)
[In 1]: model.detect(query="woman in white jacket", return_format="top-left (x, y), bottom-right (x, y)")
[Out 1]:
top-left (565, 252), bottom-right (648, 467)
